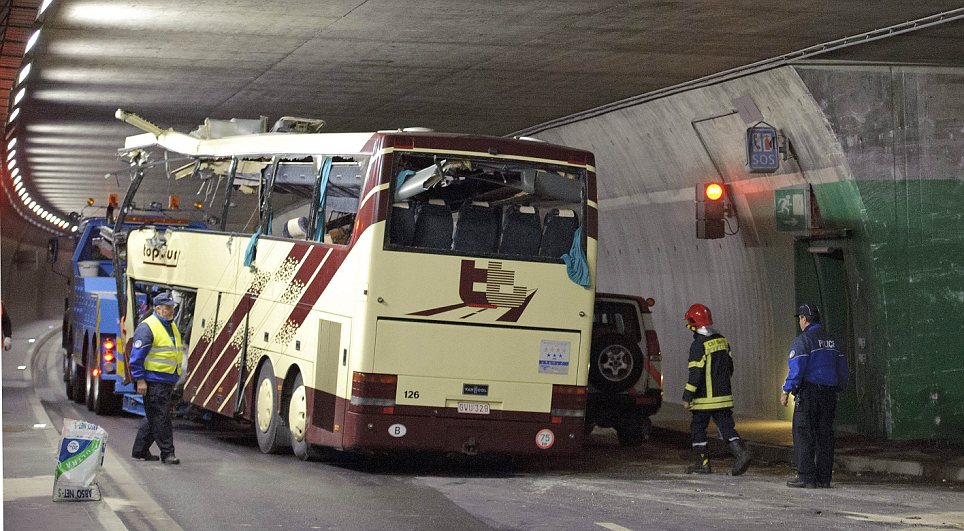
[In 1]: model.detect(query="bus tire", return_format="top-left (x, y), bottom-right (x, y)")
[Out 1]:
top-left (255, 362), bottom-right (290, 454)
top-left (589, 334), bottom-right (643, 394)
top-left (289, 373), bottom-right (322, 461)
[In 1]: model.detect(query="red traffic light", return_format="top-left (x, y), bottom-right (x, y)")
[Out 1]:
top-left (704, 182), bottom-right (724, 201)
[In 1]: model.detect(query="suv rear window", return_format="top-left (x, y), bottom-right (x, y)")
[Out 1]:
top-left (593, 300), bottom-right (642, 343)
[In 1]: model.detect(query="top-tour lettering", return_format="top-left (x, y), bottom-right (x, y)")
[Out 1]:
top-left (143, 245), bottom-right (180, 266)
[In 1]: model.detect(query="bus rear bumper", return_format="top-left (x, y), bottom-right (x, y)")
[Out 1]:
top-left (341, 410), bottom-right (585, 456)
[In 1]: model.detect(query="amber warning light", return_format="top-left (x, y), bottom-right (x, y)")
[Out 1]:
top-left (704, 183), bottom-right (724, 201)
top-left (695, 181), bottom-right (727, 239)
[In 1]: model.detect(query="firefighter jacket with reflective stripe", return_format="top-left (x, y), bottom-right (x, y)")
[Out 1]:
top-left (682, 331), bottom-right (735, 410)
top-left (783, 322), bottom-right (849, 394)
top-left (129, 314), bottom-right (183, 384)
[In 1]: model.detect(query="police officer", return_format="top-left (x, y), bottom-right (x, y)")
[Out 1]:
top-left (781, 304), bottom-right (849, 488)
top-left (681, 303), bottom-right (752, 475)
top-left (130, 292), bottom-right (184, 464)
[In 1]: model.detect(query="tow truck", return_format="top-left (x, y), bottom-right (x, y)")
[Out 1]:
top-left (62, 213), bottom-right (205, 415)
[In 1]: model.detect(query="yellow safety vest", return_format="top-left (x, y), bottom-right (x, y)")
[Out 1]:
top-left (143, 314), bottom-right (184, 375)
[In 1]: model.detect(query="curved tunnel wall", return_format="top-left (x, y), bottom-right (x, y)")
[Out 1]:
top-left (535, 64), bottom-right (964, 440)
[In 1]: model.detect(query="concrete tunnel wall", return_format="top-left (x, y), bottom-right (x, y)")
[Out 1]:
top-left (535, 63), bottom-right (964, 440)
top-left (534, 66), bottom-right (856, 423)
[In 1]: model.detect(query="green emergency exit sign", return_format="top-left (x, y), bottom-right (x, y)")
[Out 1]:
top-left (774, 187), bottom-right (809, 232)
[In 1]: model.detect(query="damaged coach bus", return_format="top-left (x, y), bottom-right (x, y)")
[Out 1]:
top-left (111, 110), bottom-right (597, 458)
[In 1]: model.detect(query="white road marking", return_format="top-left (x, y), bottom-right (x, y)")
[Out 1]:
top-left (596, 523), bottom-right (634, 531)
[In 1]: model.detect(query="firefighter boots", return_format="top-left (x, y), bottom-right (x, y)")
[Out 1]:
top-left (729, 439), bottom-right (752, 476)
top-left (685, 448), bottom-right (712, 474)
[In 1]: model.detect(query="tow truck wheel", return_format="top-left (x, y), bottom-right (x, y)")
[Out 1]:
top-left (91, 372), bottom-right (120, 415)
top-left (589, 334), bottom-right (644, 394)
top-left (289, 373), bottom-right (322, 461)
top-left (70, 361), bottom-right (86, 404)
top-left (64, 353), bottom-right (75, 398)
top-left (85, 361), bottom-right (96, 411)
top-left (254, 361), bottom-right (290, 454)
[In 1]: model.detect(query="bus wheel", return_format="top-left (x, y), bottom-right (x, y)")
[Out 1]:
top-left (289, 373), bottom-right (322, 461)
top-left (254, 362), bottom-right (290, 454)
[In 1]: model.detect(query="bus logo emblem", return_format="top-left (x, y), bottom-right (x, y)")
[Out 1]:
top-left (409, 260), bottom-right (537, 322)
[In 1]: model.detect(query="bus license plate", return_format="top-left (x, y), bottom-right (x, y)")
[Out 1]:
top-left (457, 402), bottom-right (490, 415)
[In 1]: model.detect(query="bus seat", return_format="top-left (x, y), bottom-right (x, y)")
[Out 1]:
top-left (453, 201), bottom-right (502, 253)
top-left (283, 216), bottom-right (308, 239)
top-left (498, 205), bottom-right (541, 255)
top-left (539, 208), bottom-right (579, 258)
top-left (413, 199), bottom-right (453, 249)
top-left (390, 201), bottom-right (416, 246)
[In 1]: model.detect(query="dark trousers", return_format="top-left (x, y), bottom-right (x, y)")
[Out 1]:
top-left (132, 381), bottom-right (175, 458)
top-left (792, 386), bottom-right (837, 484)
top-left (690, 408), bottom-right (740, 447)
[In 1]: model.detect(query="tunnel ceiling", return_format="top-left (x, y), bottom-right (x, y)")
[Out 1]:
top-left (1, 1), bottom-right (963, 240)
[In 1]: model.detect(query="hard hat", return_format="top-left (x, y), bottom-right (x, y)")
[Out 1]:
top-left (684, 303), bottom-right (713, 328)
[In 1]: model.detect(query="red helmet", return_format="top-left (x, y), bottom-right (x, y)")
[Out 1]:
top-left (684, 303), bottom-right (713, 328)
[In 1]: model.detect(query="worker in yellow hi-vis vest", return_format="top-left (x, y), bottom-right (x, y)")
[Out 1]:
top-left (129, 292), bottom-right (184, 465)
top-left (681, 303), bottom-right (751, 476)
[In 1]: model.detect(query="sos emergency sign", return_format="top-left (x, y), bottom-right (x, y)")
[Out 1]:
top-left (746, 123), bottom-right (780, 173)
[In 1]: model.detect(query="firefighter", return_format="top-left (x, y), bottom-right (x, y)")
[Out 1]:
top-left (682, 303), bottom-right (752, 475)
top-left (130, 292), bottom-right (184, 465)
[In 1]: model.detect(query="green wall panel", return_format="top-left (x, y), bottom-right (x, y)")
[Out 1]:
top-left (796, 65), bottom-right (964, 440)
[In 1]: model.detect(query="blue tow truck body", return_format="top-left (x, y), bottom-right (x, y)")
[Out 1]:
top-left (62, 216), bottom-right (204, 416)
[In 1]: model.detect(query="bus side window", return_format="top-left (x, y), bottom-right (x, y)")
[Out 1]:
top-left (315, 159), bottom-right (364, 245)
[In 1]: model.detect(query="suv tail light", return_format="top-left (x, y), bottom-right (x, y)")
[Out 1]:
top-left (645, 330), bottom-right (661, 362)
top-left (349, 372), bottom-right (397, 414)
top-left (550, 385), bottom-right (586, 424)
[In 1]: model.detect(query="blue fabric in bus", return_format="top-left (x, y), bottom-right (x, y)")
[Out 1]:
top-left (539, 208), bottom-right (579, 258)
top-left (243, 226), bottom-right (261, 267)
top-left (453, 202), bottom-right (502, 253)
top-left (498, 206), bottom-right (541, 255)
top-left (562, 227), bottom-right (590, 287)
top-left (413, 201), bottom-right (453, 249)
top-left (395, 169), bottom-right (415, 190)
top-left (312, 157), bottom-right (334, 241)
top-left (390, 202), bottom-right (416, 246)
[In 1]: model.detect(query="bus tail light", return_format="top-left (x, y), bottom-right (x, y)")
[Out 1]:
top-left (550, 385), bottom-right (586, 423)
top-left (645, 330), bottom-right (662, 362)
top-left (350, 372), bottom-right (397, 414)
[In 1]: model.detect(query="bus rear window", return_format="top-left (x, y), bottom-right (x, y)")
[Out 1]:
top-left (385, 152), bottom-right (586, 262)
